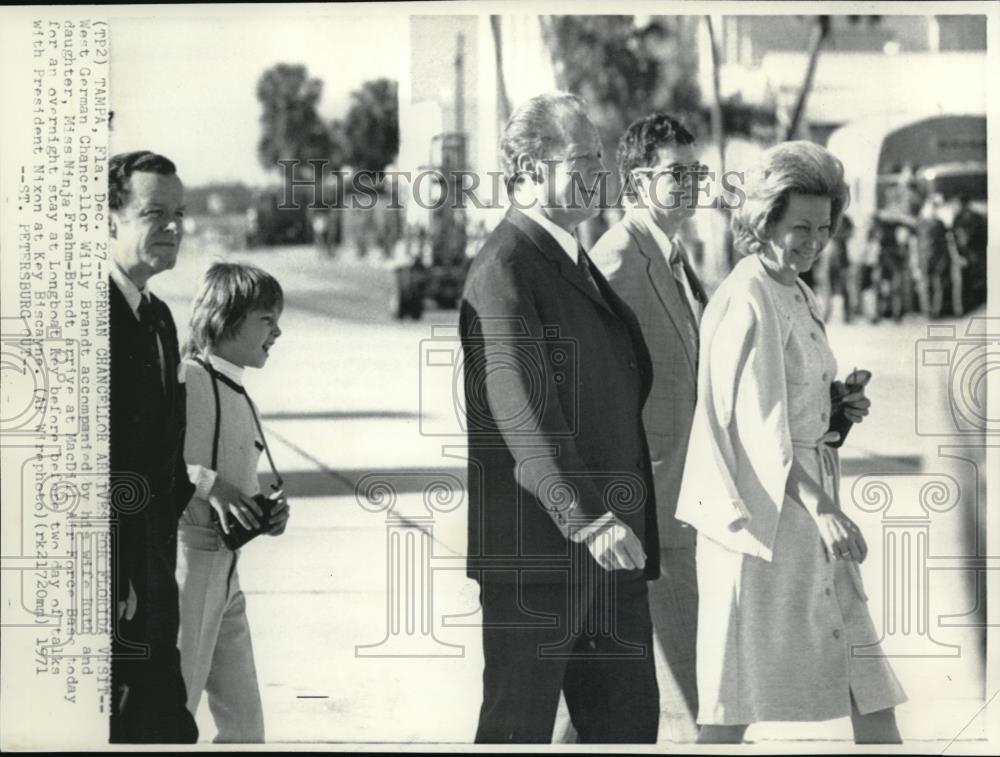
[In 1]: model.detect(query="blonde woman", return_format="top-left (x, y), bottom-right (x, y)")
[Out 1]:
top-left (677, 141), bottom-right (906, 744)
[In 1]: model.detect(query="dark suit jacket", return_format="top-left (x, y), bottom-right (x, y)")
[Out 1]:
top-left (460, 208), bottom-right (660, 583)
top-left (110, 280), bottom-right (194, 655)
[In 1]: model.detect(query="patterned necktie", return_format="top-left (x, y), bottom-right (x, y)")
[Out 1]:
top-left (670, 246), bottom-right (702, 325)
top-left (137, 295), bottom-right (164, 392)
top-left (667, 245), bottom-right (701, 358)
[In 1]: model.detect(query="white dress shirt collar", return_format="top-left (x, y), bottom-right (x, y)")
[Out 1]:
top-left (205, 353), bottom-right (245, 386)
top-left (109, 260), bottom-right (150, 319)
top-left (640, 213), bottom-right (684, 266)
top-left (111, 260), bottom-right (170, 387)
top-left (633, 210), bottom-right (702, 323)
top-left (519, 202), bottom-right (580, 264)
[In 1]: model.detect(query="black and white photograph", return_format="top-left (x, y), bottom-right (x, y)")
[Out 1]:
top-left (0, 1), bottom-right (997, 751)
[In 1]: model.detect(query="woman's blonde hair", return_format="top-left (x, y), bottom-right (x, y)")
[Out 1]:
top-left (731, 140), bottom-right (850, 257)
top-left (183, 263), bottom-right (283, 359)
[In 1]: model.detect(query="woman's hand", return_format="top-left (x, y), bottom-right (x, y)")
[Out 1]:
top-left (814, 510), bottom-right (868, 562)
top-left (834, 369), bottom-right (873, 424)
top-left (268, 492), bottom-right (290, 536)
top-left (208, 477), bottom-right (263, 533)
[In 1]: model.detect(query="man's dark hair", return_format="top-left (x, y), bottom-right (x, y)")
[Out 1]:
top-left (109, 151), bottom-right (177, 210)
top-left (616, 114), bottom-right (696, 184)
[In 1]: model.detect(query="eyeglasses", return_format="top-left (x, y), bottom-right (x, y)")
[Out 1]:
top-left (634, 162), bottom-right (709, 184)
top-left (550, 151), bottom-right (603, 167)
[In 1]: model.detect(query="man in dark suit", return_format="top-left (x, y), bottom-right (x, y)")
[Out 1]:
top-left (460, 93), bottom-right (660, 743)
top-left (108, 151), bottom-right (197, 743)
top-left (589, 114), bottom-right (708, 742)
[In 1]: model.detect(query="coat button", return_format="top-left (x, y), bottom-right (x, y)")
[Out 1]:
top-left (825, 587), bottom-right (832, 596)
top-left (810, 332), bottom-right (818, 341)
top-left (832, 629), bottom-right (841, 640)
top-left (795, 294), bottom-right (803, 302)
top-left (821, 372), bottom-right (830, 382)
top-left (821, 412), bottom-right (828, 422)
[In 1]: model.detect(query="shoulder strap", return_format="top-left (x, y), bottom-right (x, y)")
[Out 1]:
top-left (193, 357), bottom-right (221, 469)
top-left (192, 355), bottom-right (283, 492)
top-left (245, 395), bottom-right (283, 491)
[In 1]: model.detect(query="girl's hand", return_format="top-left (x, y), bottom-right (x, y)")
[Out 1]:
top-left (268, 493), bottom-right (290, 536)
top-left (814, 511), bottom-right (868, 563)
top-left (208, 477), bottom-right (263, 533)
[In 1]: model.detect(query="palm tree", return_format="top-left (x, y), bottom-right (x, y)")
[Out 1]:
top-left (784, 15), bottom-right (882, 140)
top-left (704, 15), bottom-right (726, 176)
top-left (785, 15), bottom-right (831, 140)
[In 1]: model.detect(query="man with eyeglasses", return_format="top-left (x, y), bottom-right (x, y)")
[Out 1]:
top-left (590, 114), bottom-right (708, 743)
top-left (459, 92), bottom-right (661, 743)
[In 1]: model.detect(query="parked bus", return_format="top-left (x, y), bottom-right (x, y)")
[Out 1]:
top-left (826, 112), bottom-right (987, 318)
top-left (827, 112), bottom-right (986, 221)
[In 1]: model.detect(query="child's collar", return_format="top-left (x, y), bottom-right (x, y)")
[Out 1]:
top-left (205, 352), bottom-right (245, 386)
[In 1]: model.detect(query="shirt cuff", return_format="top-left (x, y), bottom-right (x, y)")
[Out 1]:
top-left (187, 464), bottom-right (218, 501)
top-left (726, 499), bottom-right (752, 532)
top-left (569, 511), bottom-right (617, 544)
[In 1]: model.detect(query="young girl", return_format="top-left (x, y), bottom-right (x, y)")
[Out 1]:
top-left (177, 262), bottom-right (290, 742)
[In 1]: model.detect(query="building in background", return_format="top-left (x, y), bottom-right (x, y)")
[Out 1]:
top-left (702, 14), bottom-right (988, 144)
top-left (401, 14), bottom-right (988, 281)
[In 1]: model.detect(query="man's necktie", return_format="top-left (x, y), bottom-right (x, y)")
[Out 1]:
top-left (137, 295), bottom-right (164, 392)
top-left (577, 248), bottom-right (603, 300)
top-left (668, 247), bottom-right (701, 354)
top-left (670, 248), bottom-right (701, 324)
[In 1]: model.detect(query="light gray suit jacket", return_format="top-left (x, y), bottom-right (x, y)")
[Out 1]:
top-left (589, 213), bottom-right (706, 549)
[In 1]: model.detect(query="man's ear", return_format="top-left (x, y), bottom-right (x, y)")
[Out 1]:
top-left (109, 212), bottom-right (118, 240)
top-left (515, 154), bottom-right (540, 184)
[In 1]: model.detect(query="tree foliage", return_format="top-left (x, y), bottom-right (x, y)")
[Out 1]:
top-left (542, 16), bottom-right (703, 153)
top-left (343, 78), bottom-right (399, 174)
top-left (256, 64), bottom-right (333, 173)
top-left (540, 16), bottom-right (703, 242)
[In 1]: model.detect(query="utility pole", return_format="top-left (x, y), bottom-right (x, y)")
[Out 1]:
top-left (454, 32), bottom-right (465, 135)
top-left (704, 16), bottom-right (726, 177)
top-left (785, 15), bottom-right (831, 141)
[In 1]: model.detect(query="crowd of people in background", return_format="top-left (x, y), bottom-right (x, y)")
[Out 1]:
top-left (806, 177), bottom-right (987, 325)
top-left (304, 162), bottom-right (989, 331)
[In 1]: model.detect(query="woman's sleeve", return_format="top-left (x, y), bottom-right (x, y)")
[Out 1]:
top-left (182, 363), bottom-right (219, 499)
top-left (700, 294), bottom-right (760, 530)
top-left (700, 287), bottom-right (792, 544)
top-left (732, 293), bottom-right (794, 531)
